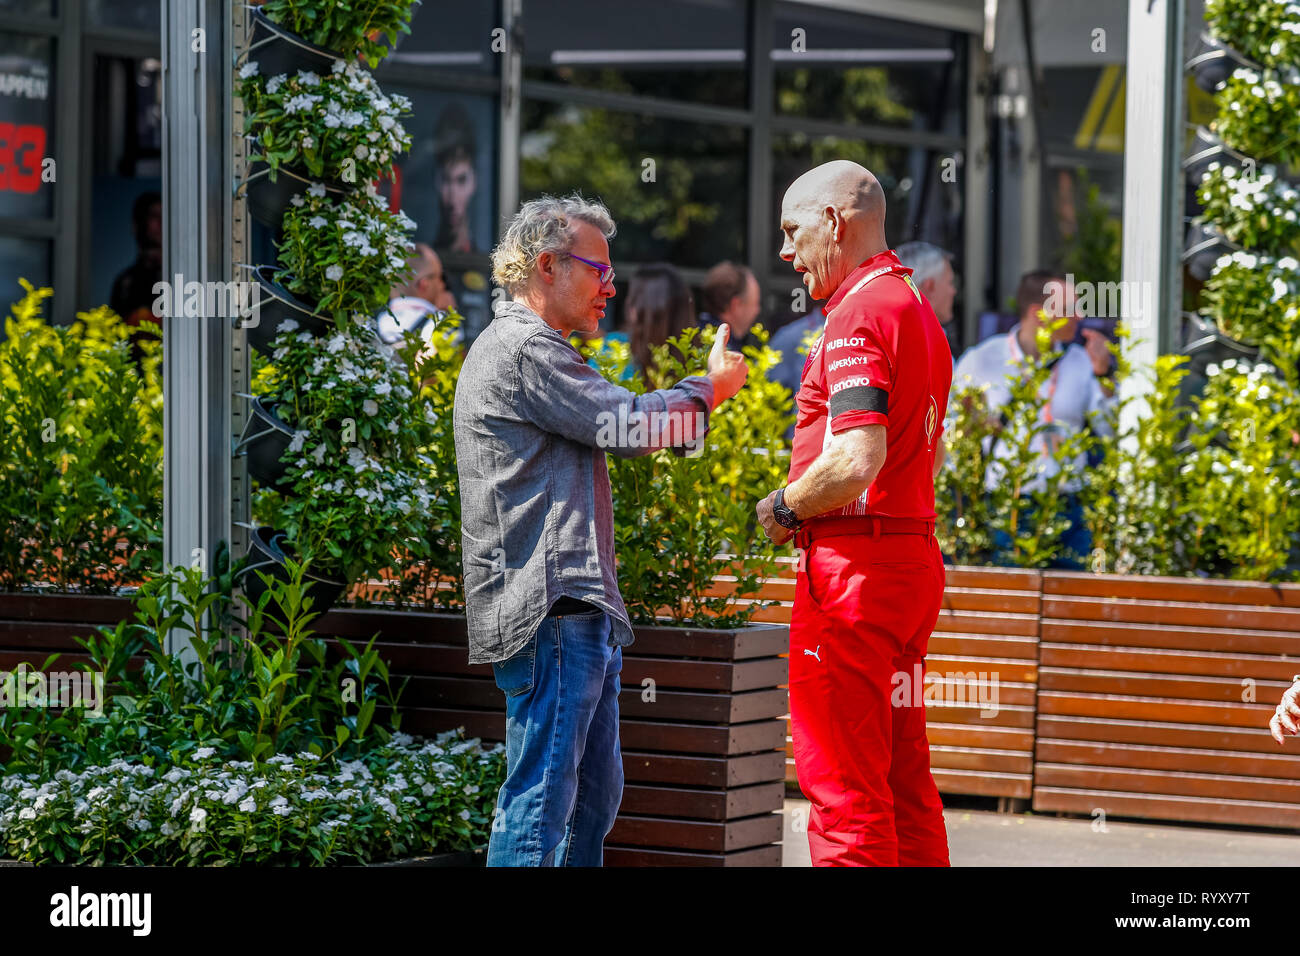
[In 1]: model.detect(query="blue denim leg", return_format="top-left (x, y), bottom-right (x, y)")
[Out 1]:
top-left (556, 643), bottom-right (623, 866)
top-left (1050, 494), bottom-right (1091, 570)
top-left (485, 607), bottom-right (623, 867)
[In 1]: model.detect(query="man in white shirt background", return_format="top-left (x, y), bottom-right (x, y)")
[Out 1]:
top-left (376, 242), bottom-right (459, 347)
top-left (949, 270), bottom-right (1116, 569)
top-left (896, 241), bottom-right (959, 365)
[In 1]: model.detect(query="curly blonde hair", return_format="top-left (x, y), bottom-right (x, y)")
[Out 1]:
top-left (491, 193), bottom-right (616, 295)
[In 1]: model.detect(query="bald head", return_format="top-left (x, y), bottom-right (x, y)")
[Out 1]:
top-left (779, 160), bottom-right (888, 302)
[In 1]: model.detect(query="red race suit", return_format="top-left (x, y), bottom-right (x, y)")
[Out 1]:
top-left (787, 250), bottom-right (953, 866)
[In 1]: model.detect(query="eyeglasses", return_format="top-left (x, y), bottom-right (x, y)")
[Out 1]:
top-left (566, 253), bottom-right (615, 288)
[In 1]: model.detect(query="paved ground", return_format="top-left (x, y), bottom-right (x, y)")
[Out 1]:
top-left (781, 799), bottom-right (1300, 866)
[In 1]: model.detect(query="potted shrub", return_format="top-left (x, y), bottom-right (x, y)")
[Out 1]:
top-left (245, 320), bottom-right (444, 611)
top-left (272, 183), bottom-right (416, 325)
top-left (239, 263), bottom-right (337, 355)
top-left (236, 60), bottom-right (411, 230)
top-left (0, 564), bottom-right (503, 865)
top-left (248, 0), bottom-right (423, 72)
top-left (0, 281), bottom-right (162, 594)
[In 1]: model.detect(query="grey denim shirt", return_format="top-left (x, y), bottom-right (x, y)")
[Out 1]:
top-left (453, 299), bottom-right (715, 665)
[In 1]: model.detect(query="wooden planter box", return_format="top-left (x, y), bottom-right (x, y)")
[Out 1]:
top-left (928, 567), bottom-right (1041, 800)
top-left (9, 567), bottom-right (1300, 838)
top-left (1033, 572), bottom-right (1300, 830)
top-left (313, 607), bottom-right (789, 867)
top-left (721, 559), bottom-right (1041, 801)
top-left (0, 592), bottom-right (135, 672)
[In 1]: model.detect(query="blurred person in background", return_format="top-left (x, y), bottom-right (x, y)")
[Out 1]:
top-left (625, 263), bottom-right (696, 382)
top-left (949, 270), bottom-right (1116, 569)
top-left (767, 304), bottom-right (825, 441)
top-left (698, 260), bottom-right (761, 352)
top-left (896, 241), bottom-right (958, 362)
top-left (376, 242), bottom-right (458, 348)
top-left (110, 191), bottom-right (163, 360)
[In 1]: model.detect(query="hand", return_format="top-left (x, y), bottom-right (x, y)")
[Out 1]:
top-left (756, 489), bottom-right (795, 546)
top-left (706, 324), bottom-right (748, 410)
top-left (1082, 329), bottom-right (1113, 378)
top-left (1270, 679), bottom-right (1300, 744)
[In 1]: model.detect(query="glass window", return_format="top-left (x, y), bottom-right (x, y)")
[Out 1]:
top-left (772, 3), bottom-right (964, 135)
top-left (1040, 66), bottom-right (1125, 153)
top-left (0, 0), bottom-right (54, 16)
top-left (379, 85), bottom-right (498, 341)
top-left (385, 0), bottom-right (499, 73)
top-left (770, 133), bottom-right (963, 288)
top-left (90, 55), bottom-right (162, 313)
top-left (1041, 161), bottom-right (1123, 287)
top-left (0, 32), bottom-right (55, 220)
top-left (523, 0), bottom-right (749, 108)
top-left (522, 99), bottom-right (748, 269)
top-left (0, 236), bottom-right (51, 299)
top-left (87, 0), bottom-right (160, 32)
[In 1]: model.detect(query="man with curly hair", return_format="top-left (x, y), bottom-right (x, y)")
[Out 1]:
top-left (453, 193), bottom-right (748, 866)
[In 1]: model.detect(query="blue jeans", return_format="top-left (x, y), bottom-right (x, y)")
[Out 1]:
top-left (992, 492), bottom-right (1091, 570)
top-left (486, 606), bottom-right (624, 866)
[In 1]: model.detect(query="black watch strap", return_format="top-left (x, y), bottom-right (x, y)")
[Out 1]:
top-left (773, 487), bottom-right (802, 530)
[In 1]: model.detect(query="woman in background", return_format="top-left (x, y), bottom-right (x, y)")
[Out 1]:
top-left (625, 263), bottom-right (696, 384)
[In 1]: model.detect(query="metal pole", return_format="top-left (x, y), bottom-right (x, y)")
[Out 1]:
top-left (498, 0), bottom-right (523, 231)
top-left (1118, 0), bottom-right (1184, 432)
top-left (160, 0), bottom-right (233, 659)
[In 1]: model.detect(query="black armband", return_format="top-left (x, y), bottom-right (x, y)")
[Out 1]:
top-left (829, 384), bottom-right (889, 419)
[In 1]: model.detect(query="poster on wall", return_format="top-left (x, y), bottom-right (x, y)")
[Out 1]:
top-left (379, 86), bottom-right (497, 342)
top-left (0, 35), bottom-right (54, 221)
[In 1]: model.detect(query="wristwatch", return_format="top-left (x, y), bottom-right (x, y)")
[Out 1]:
top-left (773, 487), bottom-right (803, 531)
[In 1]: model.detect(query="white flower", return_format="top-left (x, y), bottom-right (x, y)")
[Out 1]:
top-left (297, 70), bottom-right (321, 86)
top-left (238, 60), bottom-right (259, 79)
top-left (290, 194), bottom-right (305, 207)
top-left (354, 144), bottom-right (370, 160)
top-left (189, 806), bottom-right (207, 828)
top-left (459, 809), bottom-right (471, 821)
top-left (363, 399), bottom-right (379, 416)
top-left (332, 59), bottom-right (347, 74)
top-left (288, 430), bottom-right (308, 454)
top-left (194, 747), bottom-right (216, 760)
top-left (238, 796), bottom-right (257, 812)
top-left (300, 134), bottom-right (315, 149)
top-left (308, 182), bottom-right (327, 199)
top-left (325, 264), bottom-right (344, 281)
top-left (308, 215), bottom-right (327, 229)
top-left (266, 73), bottom-right (287, 94)
top-left (18, 807), bottom-right (36, 820)
top-left (284, 93), bottom-right (321, 114)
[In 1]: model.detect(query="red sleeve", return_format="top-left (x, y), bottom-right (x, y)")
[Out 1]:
top-left (823, 304), bottom-right (895, 434)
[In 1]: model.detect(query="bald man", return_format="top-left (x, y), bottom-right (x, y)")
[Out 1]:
top-left (756, 160), bottom-right (953, 867)
top-left (377, 243), bottom-right (458, 346)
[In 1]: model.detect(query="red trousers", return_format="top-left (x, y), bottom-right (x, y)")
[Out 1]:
top-left (789, 529), bottom-right (950, 866)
